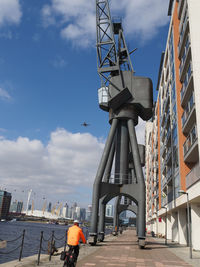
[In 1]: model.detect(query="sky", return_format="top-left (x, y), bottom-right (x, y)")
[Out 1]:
top-left (0, 0), bottom-right (170, 210)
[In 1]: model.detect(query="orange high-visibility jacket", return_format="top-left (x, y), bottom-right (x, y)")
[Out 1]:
top-left (67, 225), bottom-right (86, 246)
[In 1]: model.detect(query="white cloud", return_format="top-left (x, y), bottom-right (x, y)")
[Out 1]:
top-left (0, 0), bottom-right (22, 27)
top-left (0, 129), bottom-right (104, 207)
top-left (0, 87), bottom-right (11, 100)
top-left (0, 126), bottom-right (145, 208)
top-left (42, 0), bottom-right (169, 47)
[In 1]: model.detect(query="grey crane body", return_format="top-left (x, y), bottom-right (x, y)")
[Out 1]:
top-left (89, 0), bottom-right (153, 249)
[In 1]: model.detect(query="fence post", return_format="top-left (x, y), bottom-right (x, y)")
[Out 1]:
top-left (49, 230), bottom-right (54, 261)
top-left (19, 229), bottom-right (25, 261)
top-left (64, 229), bottom-right (68, 252)
top-left (37, 231), bottom-right (43, 266)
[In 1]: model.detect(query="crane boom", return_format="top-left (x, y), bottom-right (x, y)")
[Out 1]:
top-left (96, 0), bottom-right (118, 86)
top-left (96, 0), bottom-right (135, 111)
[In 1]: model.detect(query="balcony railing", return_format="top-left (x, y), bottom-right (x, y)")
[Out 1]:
top-left (166, 167), bottom-right (172, 181)
top-left (179, 37), bottom-right (190, 76)
top-left (183, 125), bottom-right (198, 156)
top-left (166, 147), bottom-right (172, 164)
top-left (181, 92), bottom-right (195, 128)
top-left (178, 12), bottom-right (189, 55)
top-left (167, 190), bottom-right (173, 203)
top-left (178, 0), bottom-right (184, 19)
top-left (166, 128), bottom-right (171, 146)
top-left (181, 66), bottom-right (193, 106)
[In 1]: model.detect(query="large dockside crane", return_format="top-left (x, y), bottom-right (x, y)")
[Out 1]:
top-left (89, 0), bottom-right (153, 248)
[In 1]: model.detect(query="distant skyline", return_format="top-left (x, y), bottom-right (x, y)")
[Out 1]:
top-left (0, 0), bottom-right (170, 209)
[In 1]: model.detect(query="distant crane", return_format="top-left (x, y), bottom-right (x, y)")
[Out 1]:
top-left (51, 203), bottom-right (57, 215)
top-left (42, 200), bottom-right (47, 215)
top-left (31, 200), bottom-right (34, 214)
top-left (26, 189), bottom-right (32, 214)
top-left (56, 203), bottom-right (63, 216)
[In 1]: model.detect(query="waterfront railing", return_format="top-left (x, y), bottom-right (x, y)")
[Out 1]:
top-left (0, 229), bottom-right (67, 266)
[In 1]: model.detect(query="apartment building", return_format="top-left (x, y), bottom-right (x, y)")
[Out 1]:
top-left (145, 0), bottom-right (200, 250)
top-left (0, 190), bottom-right (12, 220)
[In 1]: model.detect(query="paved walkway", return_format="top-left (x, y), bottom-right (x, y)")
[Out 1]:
top-left (2, 229), bottom-right (200, 267)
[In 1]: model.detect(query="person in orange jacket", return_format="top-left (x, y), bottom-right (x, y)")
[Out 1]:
top-left (67, 220), bottom-right (86, 262)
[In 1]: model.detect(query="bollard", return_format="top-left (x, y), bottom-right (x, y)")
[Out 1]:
top-left (19, 230), bottom-right (25, 261)
top-left (64, 229), bottom-right (68, 252)
top-left (49, 231), bottom-right (54, 261)
top-left (37, 231), bottom-right (43, 266)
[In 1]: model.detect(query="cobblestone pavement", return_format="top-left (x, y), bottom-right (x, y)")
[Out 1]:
top-left (77, 230), bottom-right (193, 267)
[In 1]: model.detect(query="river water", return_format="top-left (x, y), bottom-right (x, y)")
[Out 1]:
top-left (0, 221), bottom-right (90, 264)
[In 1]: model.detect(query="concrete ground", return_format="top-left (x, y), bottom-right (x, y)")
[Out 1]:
top-left (1, 229), bottom-right (200, 267)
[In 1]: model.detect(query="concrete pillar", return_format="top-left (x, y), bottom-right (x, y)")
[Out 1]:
top-left (178, 208), bottom-right (187, 245)
top-left (191, 203), bottom-right (200, 250)
top-left (167, 213), bottom-right (172, 240)
top-left (158, 217), bottom-right (165, 237)
top-left (171, 212), bottom-right (178, 242)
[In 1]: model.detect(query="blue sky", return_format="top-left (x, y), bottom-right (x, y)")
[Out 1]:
top-left (0, 0), bottom-right (170, 210)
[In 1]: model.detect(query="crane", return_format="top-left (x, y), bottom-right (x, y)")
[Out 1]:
top-left (56, 203), bottom-right (63, 217)
top-left (51, 203), bottom-right (57, 215)
top-left (31, 200), bottom-right (34, 214)
top-left (42, 200), bottom-right (47, 215)
top-left (89, 0), bottom-right (153, 248)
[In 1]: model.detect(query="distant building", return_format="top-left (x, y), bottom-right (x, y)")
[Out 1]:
top-left (86, 205), bottom-right (92, 221)
top-left (62, 203), bottom-right (69, 218)
top-left (75, 206), bottom-right (80, 220)
top-left (72, 202), bottom-right (77, 219)
top-left (67, 206), bottom-right (73, 219)
top-left (106, 204), bottom-right (113, 217)
top-left (10, 201), bottom-right (23, 213)
top-left (10, 201), bottom-right (18, 212)
top-left (0, 190), bottom-right (12, 220)
top-left (80, 208), bottom-right (86, 221)
top-left (16, 202), bottom-right (23, 213)
top-left (119, 211), bottom-right (126, 219)
top-left (47, 202), bottom-right (52, 212)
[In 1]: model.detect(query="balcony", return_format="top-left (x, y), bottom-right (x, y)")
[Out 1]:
top-left (179, 1), bottom-right (187, 32)
top-left (167, 190), bottom-right (173, 203)
top-left (166, 147), bottom-right (172, 165)
top-left (166, 167), bottom-right (172, 182)
top-left (163, 91), bottom-right (170, 113)
top-left (160, 112), bottom-right (166, 127)
top-left (179, 46), bottom-right (191, 82)
top-left (178, 0), bottom-right (184, 19)
top-left (186, 162), bottom-right (200, 189)
top-left (183, 125), bottom-right (199, 163)
top-left (166, 128), bottom-right (172, 147)
top-left (182, 93), bottom-right (196, 134)
top-left (181, 71), bottom-right (193, 107)
top-left (160, 143), bottom-right (166, 156)
top-left (178, 15), bottom-right (189, 59)
top-left (160, 127), bottom-right (166, 142)
top-left (161, 178), bottom-right (167, 190)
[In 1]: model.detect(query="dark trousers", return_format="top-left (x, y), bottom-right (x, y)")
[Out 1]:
top-left (68, 245), bottom-right (79, 261)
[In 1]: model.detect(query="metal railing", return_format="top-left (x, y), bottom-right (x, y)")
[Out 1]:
top-left (0, 230), bottom-right (25, 261)
top-left (183, 125), bottom-right (198, 156)
top-left (0, 229), bottom-right (68, 266)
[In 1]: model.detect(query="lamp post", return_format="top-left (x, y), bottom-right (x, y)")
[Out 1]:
top-left (178, 190), bottom-right (192, 259)
top-left (161, 206), bottom-right (167, 245)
